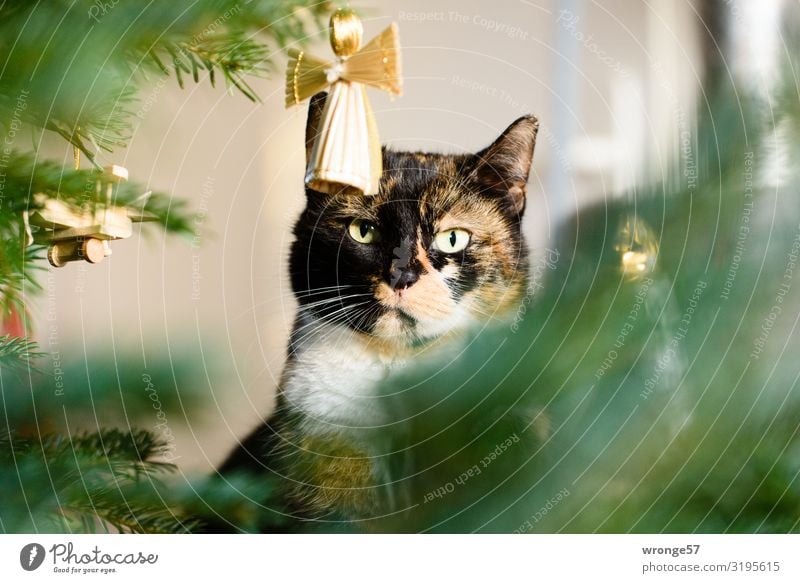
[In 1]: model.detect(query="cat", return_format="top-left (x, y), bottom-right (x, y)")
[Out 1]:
top-left (216, 92), bottom-right (538, 530)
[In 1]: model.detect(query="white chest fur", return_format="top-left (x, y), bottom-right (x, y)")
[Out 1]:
top-left (282, 322), bottom-right (403, 428)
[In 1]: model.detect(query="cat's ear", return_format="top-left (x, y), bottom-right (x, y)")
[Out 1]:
top-left (470, 115), bottom-right (539, 216)
top-left (305, 92), bottom-right (328, 166)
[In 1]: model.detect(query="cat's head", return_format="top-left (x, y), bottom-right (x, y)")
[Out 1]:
top-left (290, 93), bottom-right (538, 349)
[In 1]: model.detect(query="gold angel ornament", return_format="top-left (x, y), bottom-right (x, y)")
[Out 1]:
top-left (286, 8), bottom-right (402, 195)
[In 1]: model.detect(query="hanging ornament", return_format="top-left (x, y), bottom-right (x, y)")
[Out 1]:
top-left (615, 214), bottom-right (659, 278)
top-left (27, 165), bottom-right (155, 267)
top-left (285, 7), bottom-right (402, 195)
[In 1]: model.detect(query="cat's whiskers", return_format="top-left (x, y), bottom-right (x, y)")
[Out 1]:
top-left (294, 301), bottom-right (370, 337)
top-left (298, 294), bottom-right (371, 320)
top-left (446, 277), bottom-right (514, 322)
top-left (294, 314), bottom-right (372, 350)
top-left (466, 305), bottom-right (502, 322)
top-left (296, 293), bottom-right (374, 315)
top-left (314, 303), bottom-right (382, 354)
top-left (294, 295), bottom-right (377, 344)
top-left (294, 300), bottom-right (387, 356)
top-left (292, 284), bottom-right (359, 297)
top-left (397, 294), bottom-right (452, 319)
top-left (232, 285), bottom-right (361, 321)
top-left (280, 294), bottom-right (371, 350)
top-left (292, 300), bottom-right (374, 350)
top-left (349, 303), bottom-right (383, 339)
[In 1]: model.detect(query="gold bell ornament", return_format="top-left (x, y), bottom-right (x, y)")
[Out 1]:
top-left (25, 165), bottom-right (156, 267)
top-left (286, 7), bottom-right (402, 195)
top-left (615, 214), bottom-right (659, 278)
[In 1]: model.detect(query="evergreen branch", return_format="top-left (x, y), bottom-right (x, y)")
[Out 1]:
top-left (0, 0), bottom-right (330, 151)
top-left (0, 429), bottom-right (179, 533)
top-left (148, 34), bottom-right (269, 102)
top-left (0, 429), bottom-right (170, 467)
top-left (0, 346), bottom-right (216, 438)
top-left (0, 238), bottom-right (45, 314)
top-left (42, 124), bottom-right (101, 169)
top-left (0, 336), bottom-right (41, 373)
top-left (0, 427), bottom-right (286, 533)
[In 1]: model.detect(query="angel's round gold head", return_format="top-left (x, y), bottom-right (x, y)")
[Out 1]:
top-left (329, 8), bottom-right (363, 58)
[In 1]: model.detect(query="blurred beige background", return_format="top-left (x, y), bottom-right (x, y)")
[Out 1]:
top-left (30, 0), bottom-right (707, 472)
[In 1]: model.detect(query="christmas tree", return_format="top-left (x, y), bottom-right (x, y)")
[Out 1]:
top-left (0, 0), bottom-right (328, 533)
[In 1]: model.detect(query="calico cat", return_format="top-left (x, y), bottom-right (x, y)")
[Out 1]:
top-left (217, 92), bottom-right (538, 529)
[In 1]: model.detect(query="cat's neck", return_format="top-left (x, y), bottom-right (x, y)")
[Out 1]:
top-left (280, 314), bottom-right (459, 428)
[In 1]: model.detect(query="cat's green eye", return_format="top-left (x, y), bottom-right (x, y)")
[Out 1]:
top-left (434, 228), bottom-right (471, 253)
top-left (348, 218), bottom-right (380, 244)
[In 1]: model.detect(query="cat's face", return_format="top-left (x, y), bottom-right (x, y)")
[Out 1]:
top-left (290, 94), bottom-right (538, 349)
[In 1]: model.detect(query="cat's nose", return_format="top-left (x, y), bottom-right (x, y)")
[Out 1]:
top-left (390, 268), bottom-right (419, 290)
top-left (389, 237), bottom-right (420, 290)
